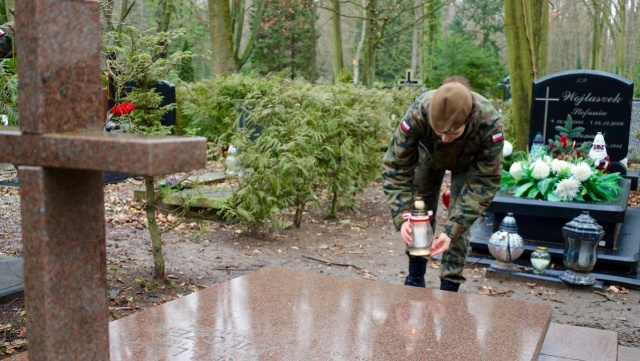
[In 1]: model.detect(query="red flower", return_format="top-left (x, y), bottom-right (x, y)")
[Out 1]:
top-left (110, 101), bottom-right (136, 116)
top-left (560, 135), bottom-right (568, 147)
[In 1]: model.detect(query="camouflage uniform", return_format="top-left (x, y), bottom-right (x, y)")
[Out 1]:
top-left (0, 22), bottom-right (14, 59)
top-left (381, 90), bottom-right (504, 284)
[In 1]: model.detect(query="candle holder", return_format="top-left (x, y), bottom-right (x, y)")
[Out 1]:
top-left (405, 197), bottom-right (433, 257)
top-left (530, 246), bottom-right (551, 275)
top-left (560, 212), bottom-right (604, 286)
top-left (488, 213), bottom-right (524, 271)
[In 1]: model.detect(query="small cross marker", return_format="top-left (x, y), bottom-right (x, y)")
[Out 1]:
top-left (398, 69), bottom-right (422, 88)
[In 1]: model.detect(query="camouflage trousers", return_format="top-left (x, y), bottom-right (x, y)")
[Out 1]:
top-left (406, 146), bottom-right (471, 284)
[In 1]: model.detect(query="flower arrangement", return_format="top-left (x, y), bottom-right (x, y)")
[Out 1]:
top-left (500, 155), bottom-right (623, 202)
top-left (546, 115), bottom-right (592, 160)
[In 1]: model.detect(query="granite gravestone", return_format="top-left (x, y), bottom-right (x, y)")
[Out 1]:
top-left (0, 1), bottom-right (206, 360)
top-left (529, 70), bottom-right (634, 171)
top-left (487, 70), bottom-right (635, 250)
top-left (108, 267), bottom-right (553, 361)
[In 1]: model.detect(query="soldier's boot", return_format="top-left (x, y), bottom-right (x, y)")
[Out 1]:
top-left (404, 257), bottom-right (427, 288)
top-left (439, 279), bottom-right (460, 292)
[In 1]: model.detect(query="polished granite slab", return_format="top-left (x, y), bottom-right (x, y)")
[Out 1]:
top-left (108, 267), bottom-right (552, 361)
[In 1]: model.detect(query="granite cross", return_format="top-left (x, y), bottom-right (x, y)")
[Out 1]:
top-left (0, 1), bottom-right (206, 360)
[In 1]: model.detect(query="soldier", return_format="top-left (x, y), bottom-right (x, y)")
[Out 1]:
top-left (382, 78), bottom-right (504, 292)
top-left (0, 20), bottom-right (14, 59)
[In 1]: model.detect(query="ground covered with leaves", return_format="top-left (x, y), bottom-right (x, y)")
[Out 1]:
top-left (1, 162), bottom-right (640, 358)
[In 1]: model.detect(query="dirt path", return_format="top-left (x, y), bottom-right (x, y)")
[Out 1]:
top-left (1, 162), bottom-right (639, 357)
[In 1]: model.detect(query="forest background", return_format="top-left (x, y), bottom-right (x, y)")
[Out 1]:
top-left (0, 1), bottom-right (636, 94)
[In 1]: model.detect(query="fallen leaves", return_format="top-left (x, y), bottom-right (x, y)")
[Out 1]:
top-left (477, 285), bottom-right (513, 296)
top-left (607, 285), bottom-right (630, 294)
top-left (594, 291), bottom-right (615, 301)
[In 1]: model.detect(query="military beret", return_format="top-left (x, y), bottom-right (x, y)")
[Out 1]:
top-left (428, 82), bottom-right (473, 134)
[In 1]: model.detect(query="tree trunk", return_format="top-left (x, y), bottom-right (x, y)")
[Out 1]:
top-left (531, 0), bottom-right (549, 77)
top-left (293, 202), bottom-right (306, 228)
top-left (615, 0), bottom-right (626, 75)
top-left (423, 0), bottom-right (443, 86)
top-left (331, 0), bottom-right (344, 83)
top-left (362, 0), bottom-right (378, 88)
top-left (504, 0), bottom-right (538, 151)
top-left (232, 0), bottom-right (245, 64)
top-left (209, 0), bottom-right (234, 76)
top-left (101, 0), bottom-right (114, 34)
top-left (590, 1), bottom-right (604, 70)
top-left (411, 0), bottom-right (423, 80)
top-left (353, 0), bottom-right (367, 84)
top-left (157, 0), bottom-right (174, 33)
top-left (144, 176), bottom-right (165, 280)
top-left (4, 0), bottom-right (14, 21)
top-left (309, 1), bottom-right (317, 83)
top-left (234, 0), bottom-right (267, 71)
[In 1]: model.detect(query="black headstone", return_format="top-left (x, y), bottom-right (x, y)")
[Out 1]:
top-left (529, 70), bottom-right (634, 163)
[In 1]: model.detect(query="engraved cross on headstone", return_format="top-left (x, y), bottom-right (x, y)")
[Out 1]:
top-left (534, 86), bottom-right (560, 141)
top-left (0, 1), bottom-right (206, 360)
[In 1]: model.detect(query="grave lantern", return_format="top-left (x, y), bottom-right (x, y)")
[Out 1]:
top-left (530, 132), bottom-right (544, 160)
top-left (404, 196), bottom-right (433, 256)
top-left (560, 212), bottom-right (604, 286)
top-left (488, 213), bottom-right (524, 271)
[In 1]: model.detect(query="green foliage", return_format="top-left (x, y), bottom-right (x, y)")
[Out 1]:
top-left (0, 59), bottom-right (17, 125)
top-left (105, 26), bottom-right (191, 135)
top-left (449, 0), bottom-right (504, 55)
top-left (545, 115), bottom-right (592, 160)
top-left (178, 40), bottom-right (195, 82)
top-left (249, 0), bottom-right (317, 80)
top-left (178, 74), bottom-right (279, 147)
top-left (425, 33), bottom-right (506, 98)
top-left (0, 1), bottom-right (7, 24)
top-left (491, 99), bottom-right (515, 144)
top-left (374, 11), bottom-right (412, 85)
top-left (206, 76), bottom-right (411, 232)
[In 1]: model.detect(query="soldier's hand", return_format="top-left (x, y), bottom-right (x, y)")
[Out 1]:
top-left (400, 221), bottom-right (412, 246)
top-left (430, 233), bottom-right (451, 257)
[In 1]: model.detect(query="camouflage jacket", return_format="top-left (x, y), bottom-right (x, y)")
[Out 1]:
top-left (0, 21), bottom-right (14, 59)
top-left (381, 90), bottom-right (504, 241)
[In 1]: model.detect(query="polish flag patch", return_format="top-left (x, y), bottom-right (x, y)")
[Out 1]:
top-left (400, 119), bottom-right (411, 133)
top-left (492, 132), bottom-right (504, 143)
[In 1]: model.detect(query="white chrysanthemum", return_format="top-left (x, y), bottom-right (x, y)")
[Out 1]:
top-left (554, 178), bottom-right (581, 200)
top-left (550, 159), bottom-right (570, 174)
top-left (503, 140), bottom-right (513, 157)
top-left (509, 162), bottom-right (525, 180)
top-left (543, 155), bottom-right (552, 164)
top-left (571, 162), bottom-right (593, 182)
top-left (531, 159), bottom-right (551, 180)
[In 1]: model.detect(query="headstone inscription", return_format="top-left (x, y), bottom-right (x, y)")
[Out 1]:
top-left (0, 1), bottom-right (206, 360)
top-left (529, 70), bottom-right (634, 170)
